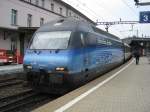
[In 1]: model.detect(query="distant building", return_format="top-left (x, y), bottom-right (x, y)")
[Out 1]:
top-left (0, 0), bottom-right (95, 55)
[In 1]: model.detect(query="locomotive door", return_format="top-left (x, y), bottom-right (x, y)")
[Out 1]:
top-left (80, 32), bottom-right (90, 76)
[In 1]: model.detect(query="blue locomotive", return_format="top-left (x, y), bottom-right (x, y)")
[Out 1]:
top-left (23, 18), bottom-right (131, 93)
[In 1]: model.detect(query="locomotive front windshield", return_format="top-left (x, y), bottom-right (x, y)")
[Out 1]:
top-left (29, 31), bottom-right (71, 49)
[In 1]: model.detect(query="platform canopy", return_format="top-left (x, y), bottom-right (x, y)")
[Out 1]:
top-left (18, 27), bottom-right (39, 33)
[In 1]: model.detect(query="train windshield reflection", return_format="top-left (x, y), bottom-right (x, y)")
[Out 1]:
top-left (29, 31), bottom-right (71, 49)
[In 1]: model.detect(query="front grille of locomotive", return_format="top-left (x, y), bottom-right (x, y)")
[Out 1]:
top-left (27, 70), bottom-right (65, 86)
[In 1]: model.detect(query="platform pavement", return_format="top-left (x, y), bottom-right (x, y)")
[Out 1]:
top-left (33, 57), bottom-right (150, 112)
top-left (0, 64), bottom-right (23, 75)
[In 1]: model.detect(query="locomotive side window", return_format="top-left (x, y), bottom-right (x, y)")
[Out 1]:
top-left (86, 33), bottom-right (97, 46)
top-left (69, 32), bottom-right (87, 48)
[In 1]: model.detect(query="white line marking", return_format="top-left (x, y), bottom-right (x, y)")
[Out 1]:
top-left (54, 60), bottom-right (134, 112)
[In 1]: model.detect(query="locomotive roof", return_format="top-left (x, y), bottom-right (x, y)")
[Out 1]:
top-left (37, 17), bottom-right (121, 42)
top-left (91, 26), bottom-right (121, 41)
top-left (37, 17), bottom-right (93, 32)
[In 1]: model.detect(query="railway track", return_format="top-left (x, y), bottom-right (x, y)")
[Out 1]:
top-left (0, 88), bottom-right (54, 112)
top-left (0, 77), bottom-right (17, 83)
top-left (0, 76), bottom-right (59, 112)
top-left (0, 77), bottom-right (23, 89)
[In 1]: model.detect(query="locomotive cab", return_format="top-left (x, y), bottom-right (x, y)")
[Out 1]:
top-left (24, 31), bottom-right (72, 87)
top-left (23, 18), bottom-right (92, 92)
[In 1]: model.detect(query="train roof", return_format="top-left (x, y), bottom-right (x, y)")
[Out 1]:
top-left (37, 17), bottom-right (121, 42)
top-left (91, 26), bottom-right (121, 41)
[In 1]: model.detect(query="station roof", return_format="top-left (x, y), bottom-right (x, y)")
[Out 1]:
top-left (0, 26), bottom-right (17, 31)
top-left (18, 27), bottom-right (39, 33)
top-left (122, 37), bottom-right (150, 44)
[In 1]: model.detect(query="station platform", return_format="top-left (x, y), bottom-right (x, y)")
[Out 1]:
top-left (0, 64), bottom-right (23, 75)
top-left (33, 57), bottom-right (150, 112)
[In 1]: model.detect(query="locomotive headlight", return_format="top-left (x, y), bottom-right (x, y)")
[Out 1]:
top-left (26, 65), bottom-right (32, 69)
top-left (23, 65), bottom-right (32, 72)
top-left (55, 67), bottom-right (65, 71)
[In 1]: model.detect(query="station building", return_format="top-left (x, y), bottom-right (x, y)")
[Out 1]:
top-left (122, 37), bottom-right (150, 56)
top-left (0, 0), bottom-right (95, 56)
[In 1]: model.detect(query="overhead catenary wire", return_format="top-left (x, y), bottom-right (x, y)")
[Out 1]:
top-left (121, 0), bottom-right (142, 36)
top-left (94, 0), bottom-right (139, 37)
top-left (89, 0), bottom-right (128, 37)
top-left (77, 0), bottom-right (126, 38)
top-left (96, 0), bottom-right (130, 38)
top-left (76, 0), bottom-right (132, 38)
top-left (64, 0), bottom-right (136, 38)
top-left (121, 0), bottom-right (138, 17)
top-left (64, 0), bottom-right (99, 20)
top-left (75, 0), bottom-right (105, 21)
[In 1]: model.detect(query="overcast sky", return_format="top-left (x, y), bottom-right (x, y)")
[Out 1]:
top-left (63, 0), bottom-right (150, 39)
